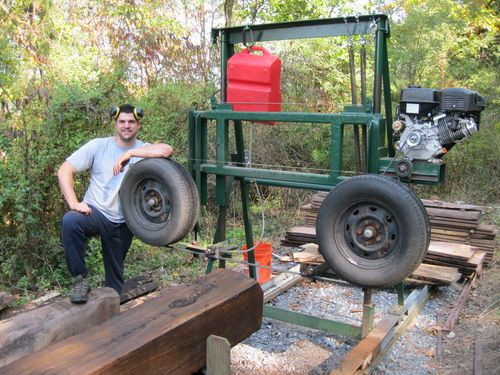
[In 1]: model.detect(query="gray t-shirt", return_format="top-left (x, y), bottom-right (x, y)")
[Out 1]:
top-left (67, 136), bottom-right (147, 223)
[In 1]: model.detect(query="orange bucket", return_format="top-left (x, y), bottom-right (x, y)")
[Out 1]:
top-left (242, 242), bottom-right (272, 284)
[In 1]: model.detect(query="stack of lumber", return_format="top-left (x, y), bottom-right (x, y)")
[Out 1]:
top-left (281, 226), bottom-right (317, 247)
top-left (280, 225), bottom-right (485, 284)
top-left (423, 199), bottom-right (496, 266)
top-left (424, 241), bottom-right (486, 277)
top-left (293, 194), bottom-right (496, 266)
top-left (406, 264), bottom-right (461, 286)
top-left (301, 192), bottom-right (327, 227)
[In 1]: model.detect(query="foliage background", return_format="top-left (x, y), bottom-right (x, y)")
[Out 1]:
top-left (0, 0), bottom-right (498, 293)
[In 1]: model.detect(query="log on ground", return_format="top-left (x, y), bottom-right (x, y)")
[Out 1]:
top-left (0, 288), bottom-right (120, 368)
top-left (1, 269), bottom-right (262, 375)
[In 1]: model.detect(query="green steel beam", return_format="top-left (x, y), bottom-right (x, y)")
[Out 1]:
top-left (382, 35), bottom-right (394, 157)
top-left (194, 110), bottom-right (375, 125)
top-left (372, 17), bottom-right (388, 114)
top-left (247, 178), bottom-right (338, 191)
top-left (367, 118), bottom-right (385, 173)
top-left (234, 120), bottom-right (257, 279)
top-left (263, 306), bottom-right (362, 338)
top-left (211, 15), bottom-right (389, 44)
top-left (395, 282), bottom-right (405, 306)
top-left (201, 165), bottom-right (342, 186)
top-left (378, 158), bottom-right (445, 185)
top-left (330, 121), bottom-right (344, 177)
top-left (220, 33), bottom-right (234, 103)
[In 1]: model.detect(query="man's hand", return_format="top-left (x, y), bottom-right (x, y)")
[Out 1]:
top-left (113, 151), bottom-right (132, 175)
top-left (70, 202), bottom-right (92, 215)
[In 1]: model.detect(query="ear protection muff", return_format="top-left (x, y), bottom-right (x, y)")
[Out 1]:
top-left (109, 106), bottom-right (144, 121)
top-left (109, 106), bottom-right (120, 120)
top-left (133, 107), bottom-right (144, 120)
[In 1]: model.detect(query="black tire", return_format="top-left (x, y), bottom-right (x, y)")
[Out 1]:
top-left (120, 158), bottom-right (199, 246)
top-left (316, 175), bottom-right (429, 288)
top-left (164, 159), bottom-right (199, 239)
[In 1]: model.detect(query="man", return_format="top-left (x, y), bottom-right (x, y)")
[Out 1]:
top-left (58, 104), bottom-right (172, 303)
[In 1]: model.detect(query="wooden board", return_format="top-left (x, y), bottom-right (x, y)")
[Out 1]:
top-left (421, 199), bottom-right (484, 210)
top-left (426, 207), bottom-right (481, 222)
top-left (2, 270), bottom-right (262, 375)
top-left (0, 288), bottom-right (120, 368)
top-left (119, 276), bottom-right (158, 304)
top-left (410, 263), bottom-right (461, 285)
top-left (427, 241), bottom-right (475, 260)
top-left (262, 265), bottom-right (302, 303)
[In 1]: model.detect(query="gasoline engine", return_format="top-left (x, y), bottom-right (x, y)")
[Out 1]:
top-left (392, 86), bottom-right (485, 177)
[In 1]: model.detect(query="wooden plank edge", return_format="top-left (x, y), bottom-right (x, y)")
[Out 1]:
top-left (263, 265), bottom-right (302, 303)
top-left (441, 271), bottom-right (479, 332)
top-left (364, 286), bottom-right (432, 374)
top-left (331, 286), bottom-right (431, 375)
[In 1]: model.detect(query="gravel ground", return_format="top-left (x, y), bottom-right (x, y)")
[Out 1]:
top-left (231, 260), bottom-right (462, 375)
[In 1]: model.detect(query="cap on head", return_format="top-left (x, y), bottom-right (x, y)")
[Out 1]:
top-left (109, 104), bottom-right (144, 121)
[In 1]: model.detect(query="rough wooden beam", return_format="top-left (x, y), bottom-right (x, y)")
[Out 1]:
top-left (263, 265), bottom-right (302, 303)
top-left (2, 269), bottom-right (262, 375)
top-left (0, 288), bottom-right (119, 367)
top-left (119, 276), bottom-right (157, 304)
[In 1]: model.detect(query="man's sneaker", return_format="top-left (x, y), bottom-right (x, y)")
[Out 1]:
top-left (69, 275), bottom-right (90, 303)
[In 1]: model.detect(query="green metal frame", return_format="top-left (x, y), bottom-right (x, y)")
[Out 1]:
top-left (190, 14), bottom-right (444, 251)
top-left (187, 14), bottom-right (440, 338)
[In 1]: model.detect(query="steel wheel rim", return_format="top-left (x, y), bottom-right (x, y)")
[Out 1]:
top-left (131, 178), bottom-right (171, 229)
top-left (334, 200), bottom-right (401, 269)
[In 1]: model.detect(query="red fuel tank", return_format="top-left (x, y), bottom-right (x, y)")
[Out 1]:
top-left (227, 46), bottom-right (282, 121)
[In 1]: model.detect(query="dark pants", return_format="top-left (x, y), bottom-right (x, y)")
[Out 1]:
top-left (61, 205), bottom-right (133, 294)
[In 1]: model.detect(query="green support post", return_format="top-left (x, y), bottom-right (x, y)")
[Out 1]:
top-left (214, 119), bottom-right (230, 269)
top-left (396, 282), bottom-right (405, 306)
top-left (234, 120), bottom-right (257, 279)
top-left (361, 288), bottom-right (375, 338)
top-left (330, 121), bottom-right (344, 178)
top-left (382, 34), bottom-right (394, 157)
top-left (205, 259), bottom-right (215, 274)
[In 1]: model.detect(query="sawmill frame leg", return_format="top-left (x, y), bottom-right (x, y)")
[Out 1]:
top-left (205, 119), bottom-right (257, 279)
top-left (262, 287), bottom-right (380, 339)
top-left (361, 288), bottom-right (375, 338)
top-left (396, 282), bottom-right (405, 306)
top-left (334, 285), bottom-right (432, 374)
top-left (263, 282), bottom-right (413, 341)
top-left (234, 120), bottom-right (257, 279)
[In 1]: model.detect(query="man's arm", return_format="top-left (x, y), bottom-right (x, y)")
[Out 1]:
top-left (57, 161), bottom-right (92, 215)
top-left (113, 143), bottom-right (173, 175)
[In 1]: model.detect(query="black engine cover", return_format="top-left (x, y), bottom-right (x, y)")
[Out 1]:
top-left (399, 86), bottom-right (440, 117)
top-left (441, 88), bottom-right (486, 113)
